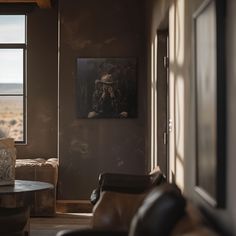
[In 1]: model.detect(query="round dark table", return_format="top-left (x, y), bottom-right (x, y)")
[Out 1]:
top-left (0, 180), bottom-right (53, 195)
top-left (0, 180), bottom-right (54, 235)
top-left (0, 180), bottom-right (53, 235)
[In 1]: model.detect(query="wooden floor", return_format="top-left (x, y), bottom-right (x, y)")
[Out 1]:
top-left (30, 213), bottom-right (93, 236)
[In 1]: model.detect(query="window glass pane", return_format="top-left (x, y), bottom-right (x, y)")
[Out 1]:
top-left (0, 49), bottom-right (23, 94)
top-left (0, 15), bottom-right (25, 43)
top-left (0, 96), bottom-right (24, 142)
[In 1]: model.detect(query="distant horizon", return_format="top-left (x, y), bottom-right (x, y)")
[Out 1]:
top-left (0, 83), bottom-right (23, 93)
top-left (0, 82), bottom-right (23, 84)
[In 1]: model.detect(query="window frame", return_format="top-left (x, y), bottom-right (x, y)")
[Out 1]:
top-left (0, 14), bottom-right (27, 144)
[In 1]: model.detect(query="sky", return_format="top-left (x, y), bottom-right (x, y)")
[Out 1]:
top-left (0, 15), bottom-right (25, 84)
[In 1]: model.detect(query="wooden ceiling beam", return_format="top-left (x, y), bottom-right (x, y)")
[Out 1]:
top-left (0, 0), bottom-right (51, 8)
top-left (36, 0), bottom-right (51, 8)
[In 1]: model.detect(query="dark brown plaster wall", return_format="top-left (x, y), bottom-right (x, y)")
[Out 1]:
top-left (58, 0), bottom-right (147, 200)
top-left (16, 7), bottom-right (58, 158)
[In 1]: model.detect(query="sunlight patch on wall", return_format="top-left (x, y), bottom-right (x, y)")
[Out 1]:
top-left (169, 4), bottom-right (175, 64)
top-left (176, 0), bottom-right (185, 66)
top-left (176, 157), bottom-right (184, 190)
top-left (168, 70), bottom-right (175, 181)
top-left (176, 76), bottom-right (185, 161)
top-left (154, 34), bottom-right (158, 169)
top-left (150, 34), bottom-right (158, 171)
top-left (151, 41), bottom-right (155, 171)
top-left (168, 0), bottom-right (185, 185)
top-left (169, 2), bottom-right (176, 182)
top-left (175, 75), bottom-right (185, 190)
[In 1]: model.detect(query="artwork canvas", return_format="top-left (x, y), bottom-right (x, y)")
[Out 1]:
top-left (76, 58), bottom-right (137, 118)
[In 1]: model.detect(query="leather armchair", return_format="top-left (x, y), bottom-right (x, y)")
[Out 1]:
top-left (57, 179), bottom-right (228, 236)
top-left (57, 183), bottom-right (222, 236)
top-left (90, 169), bottom-right (166, 230)
top-left (56, 183), bottom-right (196, 236)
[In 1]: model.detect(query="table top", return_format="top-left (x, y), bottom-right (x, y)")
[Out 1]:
top-left (0, 180), bottom-right (53, 195)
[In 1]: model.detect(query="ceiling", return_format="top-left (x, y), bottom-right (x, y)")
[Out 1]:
top-left (0, 0), bottom-right (52, 8)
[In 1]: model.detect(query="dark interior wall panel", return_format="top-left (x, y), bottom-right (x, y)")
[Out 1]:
top-left (16, 7), bottom-right (58, 158)
top-left (59, 0), bottom-right (147, 200)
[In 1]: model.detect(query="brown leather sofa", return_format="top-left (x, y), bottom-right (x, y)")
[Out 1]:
top-left (56, 183), bottom-right (229, 236)
top-left (15, 158), bottom-right (58, 216)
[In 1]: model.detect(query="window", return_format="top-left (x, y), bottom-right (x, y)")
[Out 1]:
top-left (0, 15), bottom-right (26, 143)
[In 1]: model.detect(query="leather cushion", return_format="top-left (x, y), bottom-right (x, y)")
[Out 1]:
top-left (129, 184), bottom-right (186, 236)
top-left (99, 173), bottom-right (152, 193)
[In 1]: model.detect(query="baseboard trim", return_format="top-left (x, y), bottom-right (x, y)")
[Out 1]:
top-left (56, 200), bottom-right (93, 213)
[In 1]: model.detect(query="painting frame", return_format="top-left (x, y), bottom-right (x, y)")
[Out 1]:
top-left (76, 57), bottom-right (137, 119)
top-left (193, 0), bottom-right (226, 208)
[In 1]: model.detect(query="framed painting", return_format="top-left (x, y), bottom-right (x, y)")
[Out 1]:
top-left (193, 0), bottom-right (226, 207)
top-left (76, 58), bottom-right (137, 119)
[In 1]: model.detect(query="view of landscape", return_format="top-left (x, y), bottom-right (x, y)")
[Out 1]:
top-left (0, 83), bottom-right (24, 141)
